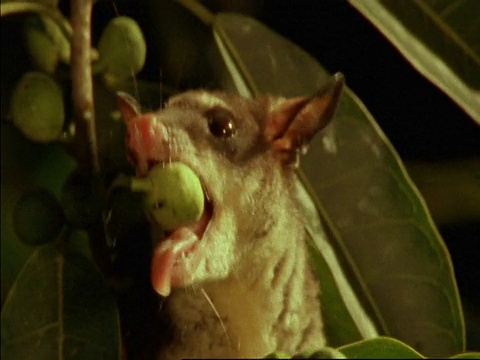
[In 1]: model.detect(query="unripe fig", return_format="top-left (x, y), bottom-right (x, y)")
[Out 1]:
top-left (96, 16), bottom-right (146, 82)
top-left (13, 189), bottom-right (65, 246)
top-left (11, 72), bottom-right (65, 143)
top-left (133, 163), bottom-right (205, 231)
top-left (24, 14), bottom-right (71, 73)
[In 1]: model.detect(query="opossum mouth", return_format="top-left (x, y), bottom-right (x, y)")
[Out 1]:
top-left (150, 190), bottom-right (213, 297)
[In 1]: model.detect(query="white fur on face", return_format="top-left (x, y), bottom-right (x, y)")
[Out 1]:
top-left (166, 91), bottom-right (235, 118)
top-left (192, 91), bottom-right (232, 111)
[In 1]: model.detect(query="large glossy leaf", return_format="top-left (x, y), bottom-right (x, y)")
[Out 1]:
top-left (1, 122), bottom-right (120, 359)
top-left (1, 242), bottom-right (120, 360)
top-left (452, 352), bottom-right (480, 359)
top-left (210, 12), bottom-right (465, 356)
top-left (295, 179), bottom-right (378, 347)
top-left (348, 0), bottom-right (480, 124)
top-left (338, 336), bottom-right (424, 359)
top-left (1, 122), bottom-right (76, 304)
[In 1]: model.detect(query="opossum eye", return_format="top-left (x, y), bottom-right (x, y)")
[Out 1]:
top-left (205, 107), bottom-right (236, 138)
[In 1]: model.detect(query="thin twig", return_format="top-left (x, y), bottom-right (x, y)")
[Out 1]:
top-left (70, 0), bottom-right (100, 173)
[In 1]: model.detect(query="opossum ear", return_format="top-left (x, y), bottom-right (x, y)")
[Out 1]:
top-left (264, 73), bottom-right (344, 166)
top-left (117, 91), bottom-right (142, 123)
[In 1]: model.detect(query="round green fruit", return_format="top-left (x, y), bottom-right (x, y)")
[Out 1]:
top-left (24, 14), bottom-right (71, 73)
top-left (24, 15), bottom-right (58, 74)
top-left (97, 16), bottom-right (146, 81)
top-left (143, 163), bottom-right (205, 231)
top-left (13, 189), bottom-right (65, 246)
top-left (11, 72), bottom-right (64, 143)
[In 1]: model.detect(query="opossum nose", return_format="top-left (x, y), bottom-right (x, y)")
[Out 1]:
top-left (127, 113), bottom-right (171, 175)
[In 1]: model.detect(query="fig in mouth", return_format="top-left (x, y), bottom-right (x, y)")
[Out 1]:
top-left (141, 162), bottom-right (205, 230)
top-left (131, 162), bottom-right (213, 296)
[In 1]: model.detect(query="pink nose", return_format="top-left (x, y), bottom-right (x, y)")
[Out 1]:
top-left (127, 113), bottom-right (170, 175)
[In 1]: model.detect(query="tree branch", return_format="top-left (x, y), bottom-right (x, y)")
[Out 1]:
top-left (70, 0), bottom-right (100, 173)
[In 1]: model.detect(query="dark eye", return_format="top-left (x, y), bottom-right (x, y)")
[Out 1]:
top-left (205, 107), bottom-right (236, 138)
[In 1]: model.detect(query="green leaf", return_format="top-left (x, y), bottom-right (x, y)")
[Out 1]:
top-left (295, 181), bottom-right (374, 347)
top-left (451, 352), bottom-right (480, 359)
top-left (348, 0), bottom-right (480, 124)
top-left (306, 237), bottom-right (363, 346)
top-left (338, 336), bottom-right (424, 359)
top-left (1, 122), bottom-right (76, 304)
top-left (211, 12), bottom-right (465, 356)
top-left (1, 243), bottom-right (120, 360)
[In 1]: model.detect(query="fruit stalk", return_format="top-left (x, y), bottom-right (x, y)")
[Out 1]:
top-left (70, 0), bottom-right (114, 277)
top-left (70, 0), bottom-right (99, 173)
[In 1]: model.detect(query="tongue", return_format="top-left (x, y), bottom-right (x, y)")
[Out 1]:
top-left (150, 200), bottom-right (212, 297)
top-left (151, 228), bottom-right (198, 297)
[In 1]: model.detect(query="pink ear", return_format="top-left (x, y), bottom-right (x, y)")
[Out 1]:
top-left (117, 91), bottom-right (142, 123)
top-left (265, 73), bottom-right (344, 166)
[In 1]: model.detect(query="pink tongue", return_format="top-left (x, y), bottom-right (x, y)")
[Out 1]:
top-left (151, 228), bottom-right (198, 297)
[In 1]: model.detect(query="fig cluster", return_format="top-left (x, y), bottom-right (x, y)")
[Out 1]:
top-left (7, 8), bottom-right (147, 250)
top-left (10, 11), bottom-right (146, 144)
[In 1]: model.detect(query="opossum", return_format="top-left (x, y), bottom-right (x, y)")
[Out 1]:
top-left (117, 72), bottom-right (344, 359)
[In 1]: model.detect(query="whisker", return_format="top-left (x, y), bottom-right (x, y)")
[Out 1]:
top-left (200, 287), bottom-right (231, 347)
top-left (190, 283), bottom-right (199, 296)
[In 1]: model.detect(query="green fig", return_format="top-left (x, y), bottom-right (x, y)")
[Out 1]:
top-left (13, 189), bottom-right (65, 246)
top-left (132, 162), bottom-right (205, 231)
top-left (24, 14), bottom-right (71, 73)
top-left (96, 16), bottom-right (146, 82)
top-left (11, 72), bottom-right (65, 143)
